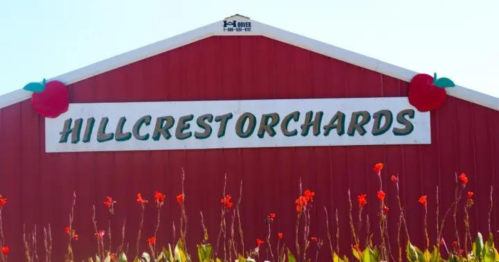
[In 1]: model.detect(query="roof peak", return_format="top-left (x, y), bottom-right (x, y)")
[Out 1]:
top-left (1, 16), bottom-right (497, 112)
top-left (225, 14), bottom-right (250, 20)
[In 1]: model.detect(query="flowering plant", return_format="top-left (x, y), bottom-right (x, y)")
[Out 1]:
top-left (0, 165), bottom-right (496, 262)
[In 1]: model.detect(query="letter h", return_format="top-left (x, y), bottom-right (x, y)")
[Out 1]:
top-left (59, 118), bottom-right (83, 144)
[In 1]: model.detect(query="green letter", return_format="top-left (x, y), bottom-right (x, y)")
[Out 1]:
top-left (347, 111), bottom-right (371, 136)
top-left (82, 117), bottom-right (95, 143)
top-left (97, 117), bottom-right (114, 142)
top-left (281, 111), bottom-right (300, 137)
top-left (372, 110), bottom-right (393, 136)
top-left (59, 118), bottom-right (83, 144)
top-left (323, 111), bottom-right (345, 136)
top-left (236, 113), bottom-right (256, 138)
top-left (393, 109), bottom-right (415, 136)
top-left (300, 111), bottom-right (323, 136)
top-left (133, 115), bottom-right (152, 141)
top-left (152, 116), bottom-right (175, 140)
top-left (257, 113), bottom-right (280, 138)
top-left (115, 117), bottom-right (132, 141)
top-left (194, 114), bottom-right (214, 139)
top-left (214, 113), bottom-right (233, 138)
top-left (176, 114), bottom-right (194, 140)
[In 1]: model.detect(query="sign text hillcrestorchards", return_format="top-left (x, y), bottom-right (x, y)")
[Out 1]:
top-left (45, 98), bottom-right (431, 152)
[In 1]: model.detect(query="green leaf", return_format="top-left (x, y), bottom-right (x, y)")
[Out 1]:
top-left (287, 248), bottom-right (297, 262)
top-left (476, 232), bottom-right (484, 259)
top-left (175, 240), bottom-right (188, 262)
top-left (423, 249), bottom-right (431, 262)
top-left (434, 77), bottom-right (455, 88)
top-left (352, 247), bottom-right (361, 261)
top-left (333, 252), bottom-right (340, 262)
top-left (361, 248), bottom-right (372, 262)
top-left (23, 80), bottom-right (46, 93)
top-left (488, 232), bottom-right (495, 247)
top-left (406, 242), bottom-right (420, 262)
top-left (161, 246), bottom-right (173, 262)
top-left (371, 247), bottom-right (379, 262)
top-left (430, 246), bottom-right (440, 262)
top-left (119, 252), bottom-right (128, 262)
top-left (237, 253), bottom-right (247, 262)
top-left (197, 244), bottom-right (213, 262)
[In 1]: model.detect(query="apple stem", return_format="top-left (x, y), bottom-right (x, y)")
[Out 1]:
top-left (433, 73), bottom-right (437, 83)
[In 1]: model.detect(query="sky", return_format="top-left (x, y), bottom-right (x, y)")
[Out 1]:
top-left (1, 0), bottom-right (498, 98)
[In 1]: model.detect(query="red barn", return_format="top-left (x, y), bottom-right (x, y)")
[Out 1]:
top-left (0, 15), bottom-right (498, 261)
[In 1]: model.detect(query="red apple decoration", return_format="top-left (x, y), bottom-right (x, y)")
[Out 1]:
top-left (408, 73), bottom-right (455, 112)
top-left (24, 80), bottom-right (69, 118)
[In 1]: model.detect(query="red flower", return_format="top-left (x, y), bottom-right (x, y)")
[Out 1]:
top-left (221, 195), bottom-right (233, 208)
top-left (467, 191), bottom-right (474, 199)
top-left (278, 232), bottom-right (283, 239)
top-left (303, 189), bottom-right (315, 202)
top-left (377, 190), bottom-right (386, 201)
top-left (353, 243), bottom-right (361, 253)
top-left (390, 175), bottom-right (398, 183)
top-left (452, 241), bottom-right (458, 249)
top-left (176, 193), bottom-right (185, 205)
top-left (110, 253), bottom-right (117, 259)
top-left (357, 194), bottom-right (367, 208)
top-left (256, 238), bottom-right (264, 247)
top-left (154, 191), bottom-right (166, 206)
top-left (458, 173), bottom-right (468, 185)
top-left (295, 196), bottom-right (308, 213)
top-left (373, 163), bottom-right (384, 175)
top-left (65, 227), bottom-right (78, 240)
top-left (418, 195), bottom-right (427, 207)
top-left (148, 236), bottom-right (156, 245)
top-left (383, 206), bottom-right (389, 214)
top-left (136, 193), bottom-right (148, 205)
top-left (310, 236), bottom-right (318, 242)
top-left (269, 213), bottom-right (276, 221)
top-left (95, 230), bottom-right (105, 239)
top-left (2, 246), bottom-right (9, 256)
top-left (103, 196), bottom-right (116, 209)
top-left (458, 249), bottom-right (465, 257)
top-left (0, 195), bottom-right (7, 207)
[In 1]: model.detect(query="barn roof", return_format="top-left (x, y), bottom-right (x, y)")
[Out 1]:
top-left (1, 14), bottom-right (498, 111)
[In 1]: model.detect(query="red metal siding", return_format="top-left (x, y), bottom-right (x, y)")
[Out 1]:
top-left (0, 36), bottom-right (498, 261)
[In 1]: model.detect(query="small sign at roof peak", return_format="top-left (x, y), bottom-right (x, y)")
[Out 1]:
top-left (222, 14), bottom-right (252, 33)
top-left (224, 14), bottom-right (250, 20)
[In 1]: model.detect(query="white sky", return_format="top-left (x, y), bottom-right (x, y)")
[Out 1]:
top-left (1, 0), bottom-right (498, 98)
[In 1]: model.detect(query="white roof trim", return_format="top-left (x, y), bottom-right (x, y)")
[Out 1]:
top-left (1, 15), bottom-right (498, 112)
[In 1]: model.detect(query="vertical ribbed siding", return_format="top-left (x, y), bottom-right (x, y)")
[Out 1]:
top-left (0, 36), bottom-right (497, 261)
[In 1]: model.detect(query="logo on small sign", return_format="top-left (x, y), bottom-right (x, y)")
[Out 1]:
top-left (223, 20), bottom-right (251, 32)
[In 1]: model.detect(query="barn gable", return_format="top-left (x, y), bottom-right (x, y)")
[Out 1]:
top-left (0, 14), bottom-right (497, 111)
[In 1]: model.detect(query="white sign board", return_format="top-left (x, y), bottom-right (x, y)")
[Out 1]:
top-left (45, 98), bottom-right (431, 153)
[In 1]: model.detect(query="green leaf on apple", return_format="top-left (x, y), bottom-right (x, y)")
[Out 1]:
top-left (434, 77), bottom-right (455, 88)
top-left (23, 79), bottom-right (46, 93)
